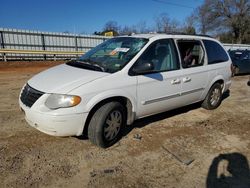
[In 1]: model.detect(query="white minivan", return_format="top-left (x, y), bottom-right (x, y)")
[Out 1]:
top-left (19, 34), bottom-right (232, 148)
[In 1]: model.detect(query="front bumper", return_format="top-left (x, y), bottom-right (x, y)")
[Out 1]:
top-left (20, 101), bottom-right (88, 137)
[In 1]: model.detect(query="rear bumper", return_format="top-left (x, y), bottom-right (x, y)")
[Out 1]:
top-left (20, 102), bottom-right (88, 137)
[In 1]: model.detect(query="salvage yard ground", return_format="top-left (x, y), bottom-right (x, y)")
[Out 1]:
top-left (0, 61), bottom-right (250, 188)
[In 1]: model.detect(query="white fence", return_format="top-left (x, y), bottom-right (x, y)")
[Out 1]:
top-left (223, 43), bottom-right (250, 51)
top-left (0, 28), bottom-right (110, 60)
top-left (1, 28), bottom-right (250, 61)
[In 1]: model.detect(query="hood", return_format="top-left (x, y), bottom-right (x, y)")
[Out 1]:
top-left (28, 64), bottom-right (109, 93)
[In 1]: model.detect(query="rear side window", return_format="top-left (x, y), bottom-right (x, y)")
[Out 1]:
top-left (203, 40), bottom-right (229, 64)
top-left (177, 40), bottom-right (205, 68)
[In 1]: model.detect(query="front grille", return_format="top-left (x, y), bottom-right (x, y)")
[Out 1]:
top-left (20, 84), bottom-right (44, 107)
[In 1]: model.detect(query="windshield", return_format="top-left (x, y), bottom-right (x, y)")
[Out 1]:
top-left (67, 37), bottom-right (148, 73)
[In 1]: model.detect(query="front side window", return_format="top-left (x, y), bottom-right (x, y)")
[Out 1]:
top-left (203, 40), bottom-right (229, 64)
top-left (177, 40), bottom-right (205, 68)
top-left (134, 39), bottom-right (180, 73)
top-left (67, 37), bottom-right (148, 73)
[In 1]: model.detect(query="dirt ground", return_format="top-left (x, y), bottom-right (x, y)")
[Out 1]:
top-left (0, 61), bottom-right (250, 188)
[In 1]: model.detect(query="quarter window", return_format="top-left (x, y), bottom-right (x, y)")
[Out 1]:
top-left (203, 40), bottom-right (229, 64)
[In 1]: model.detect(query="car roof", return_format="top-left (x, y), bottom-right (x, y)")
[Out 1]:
top-left (124, 33), bottom-right (214, 41)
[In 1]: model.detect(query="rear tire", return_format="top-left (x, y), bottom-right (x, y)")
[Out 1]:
top-left (202, 83), bottom-right (223, 110)
top-left (88, 102), bottom-right (126, 148)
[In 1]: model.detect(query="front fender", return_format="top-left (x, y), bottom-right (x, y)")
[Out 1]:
top-left (85, 89), bottom-right (137, 114)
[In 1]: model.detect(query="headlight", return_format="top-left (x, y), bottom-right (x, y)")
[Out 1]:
top-left (45, 94), bottom-right (81, 109)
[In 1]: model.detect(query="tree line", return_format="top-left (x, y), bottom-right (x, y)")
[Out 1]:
top-left (94, 0), bottom-right (250, 44)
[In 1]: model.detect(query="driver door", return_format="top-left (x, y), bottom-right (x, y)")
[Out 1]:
top-left (132, 39), bottom-right (183, 118)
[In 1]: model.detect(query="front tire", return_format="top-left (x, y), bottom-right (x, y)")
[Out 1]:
top-left (202, 83), bottom-right (223, 110)
top-left (88, 102), bottom-right (126, 148)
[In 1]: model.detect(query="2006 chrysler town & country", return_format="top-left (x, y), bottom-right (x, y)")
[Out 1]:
top-left (19, 34), bottom-right (232, 148)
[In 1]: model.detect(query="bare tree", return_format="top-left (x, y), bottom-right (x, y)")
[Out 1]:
top-left (103, 21), bottom-right (119, 33)
top-left (182, 15), bottom-right (196, 34)
top-left (120, 25), bottom-right (137, 35)
top-left (155, 13), bottom-right (171, 32)
top-left (137, 21), bottom-right (148, 33)
top-left (170, 19), bottom-right (180, 32)
top-left (155, 13), bottom-right (181, 33)
top-left (193, 0), bottom-right (250, 43)
top-left (192, 4), bottom-right (212, 35)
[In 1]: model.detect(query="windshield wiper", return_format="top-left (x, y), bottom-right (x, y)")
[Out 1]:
top-left (67, 61), bottom-right (105, 72)
top-left (78, 59), bottom-right (106, 72)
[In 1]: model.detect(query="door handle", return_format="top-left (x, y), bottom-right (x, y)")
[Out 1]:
top-left (171, 79), bottom-right (181, 85)
top-left (183, 77), bottom-right (191, 83)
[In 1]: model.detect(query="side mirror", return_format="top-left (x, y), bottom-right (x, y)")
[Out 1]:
top-left (132, 61), bottom-right (154, 75)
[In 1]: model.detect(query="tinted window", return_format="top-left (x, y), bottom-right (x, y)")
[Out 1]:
top-left (177, 40), bottom-right (204, 68)
top-left (229, 50), bottom-right (243, 60)
top-left (241, 50), bottom-right (250, 60)
top-left (203, 40), bottom-right (229, 64)
top-left (134, 39), bottom-right (179, 73)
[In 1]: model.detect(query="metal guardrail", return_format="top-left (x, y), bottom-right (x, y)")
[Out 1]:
top-left (0, 49), bottom-right (84, 61)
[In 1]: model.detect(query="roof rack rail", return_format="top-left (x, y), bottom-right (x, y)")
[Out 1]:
top-left (156, 31), bottom-right (212, 38)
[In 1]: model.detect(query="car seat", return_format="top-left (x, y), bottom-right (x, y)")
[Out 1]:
top-left (155, 46), bottom-right (171, 71)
